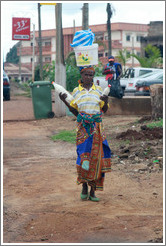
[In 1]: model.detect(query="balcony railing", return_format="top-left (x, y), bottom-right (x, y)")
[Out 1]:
top-left (17, 46), bottom-right (51, 56)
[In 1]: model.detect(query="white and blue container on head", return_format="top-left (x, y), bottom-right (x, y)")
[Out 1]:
top-left (70, 29), bottom-right (98, 66)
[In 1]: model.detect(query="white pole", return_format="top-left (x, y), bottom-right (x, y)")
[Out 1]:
top-left (32, 24), bottom-right (35, 82)
top-left (54, 3), bottom-right (66, 117)
top-left (19, 41), bottom-right (22, 83)
top-left (132, 36), bottom-right (134, 67)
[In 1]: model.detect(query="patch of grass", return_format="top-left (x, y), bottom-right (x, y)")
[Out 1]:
top-left (20, 83), bottom-right (31, 97)
top-left (147, 119), bottom-right (163, 128)
top-left (51, 130), bottom-right (76, 144)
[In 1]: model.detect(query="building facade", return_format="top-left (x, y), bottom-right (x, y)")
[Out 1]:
top-left (18, 22), bottom-right (149, 74)
top-left (140, 21), bottom-right (163, 58)
top-left (4, 63), bottom-right (32, 82)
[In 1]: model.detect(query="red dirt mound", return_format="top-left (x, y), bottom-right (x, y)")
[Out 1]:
top-left (116, 125), bottom-right (163, 141)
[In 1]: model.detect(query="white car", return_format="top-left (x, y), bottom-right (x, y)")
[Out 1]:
top-left (125, 70), bottom-right (163, 93)
top-left (93, 67), bottom-right (162, 93)
top-left (93, 76), bottom-right (126, 94)
top-left (93, 76), bottom-right (108, 90)
top-left (120, 67), bottom-right (162, 90)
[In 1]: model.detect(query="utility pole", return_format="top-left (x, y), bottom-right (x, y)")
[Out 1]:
top-left (32, 24), bottom-right (35, 82)
top-left (82, 3), bottom-right (89, 30)
top-left (73, 19), bottom-right (75, 36)
top-left (38, 3), bottom-right (43, 80)
top-left (107, 3), bottom-right (113, 57)
top-left (54, 3), bottom-right (66, 117)
top-left (132, 36), bottom-right (134, 67)
top-left (19, 41), bottom-right (22, 83)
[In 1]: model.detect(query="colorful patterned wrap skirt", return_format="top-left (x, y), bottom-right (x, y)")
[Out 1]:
top-left (76, 113), bottom-right (111, 190)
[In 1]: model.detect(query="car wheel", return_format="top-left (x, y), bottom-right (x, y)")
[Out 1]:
top-left (121, 87), bottom-right (125, 96)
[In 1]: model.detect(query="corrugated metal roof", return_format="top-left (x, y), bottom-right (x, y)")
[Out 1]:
top-left (4, 63), bottom-right (32, 75)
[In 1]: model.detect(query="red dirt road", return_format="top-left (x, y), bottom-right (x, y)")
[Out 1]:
top-left (3, 90), bottom-right (163, 243)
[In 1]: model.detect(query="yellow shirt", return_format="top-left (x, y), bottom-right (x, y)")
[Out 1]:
top-left (70, 83), bottom-right (105, 114)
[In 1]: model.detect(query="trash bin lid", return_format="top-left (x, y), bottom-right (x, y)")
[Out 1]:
top-left (30, 81), bottom-right (51, 87)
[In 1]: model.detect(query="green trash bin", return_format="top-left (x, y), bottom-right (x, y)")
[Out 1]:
top-left (30, 81), bottom-right (55, 119)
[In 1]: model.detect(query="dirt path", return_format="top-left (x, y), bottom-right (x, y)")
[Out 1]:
top-left (3, 88), bottom-right (163, 243)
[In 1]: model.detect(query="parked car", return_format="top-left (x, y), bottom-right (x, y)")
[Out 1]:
top-left (120, 67), bottom-right (161, 91)
top-left (94, 67), bottom-right (161, 94)
top-left (135, 79), bottom-right (163, 96)
top-left (3, 70), bottom-right (10, 101)
top-left (125, 70), bottom-right (163, 93)
top-left (93, 76), bottom-right (126, 95)
top-left (122, 67), bottom-right (161, 79)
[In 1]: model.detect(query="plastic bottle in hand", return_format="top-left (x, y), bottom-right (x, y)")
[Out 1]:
top-left (102, 84), bottom-right (111, 96)
top-left (51, 81), bottom-right (74, 103)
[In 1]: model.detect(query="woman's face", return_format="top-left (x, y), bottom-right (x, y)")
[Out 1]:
top-left (81, 69), bottom-right (95, 85)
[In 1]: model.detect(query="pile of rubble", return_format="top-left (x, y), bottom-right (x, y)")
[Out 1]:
top-left (116, 125), bottom-right (163, 141)
top-left (111, 122), bottom-right (163, 174)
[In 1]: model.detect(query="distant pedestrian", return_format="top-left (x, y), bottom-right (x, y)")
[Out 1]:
top-left (102, 56), bottom-right (122, 81)
top-left (102, 56), bottom-right (124, 99)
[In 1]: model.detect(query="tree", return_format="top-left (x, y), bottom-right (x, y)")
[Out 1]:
top-left (55, 3), bottom-right (66, 116)
top-left (42, 61), bottom-right (55, 82)
top-left (117, 49), bottom-right (131, 73)
top-left (65, 51), bottom-right (77, 67)
top-left (94, 40), bottom-right (107, 52)
top-left (82, 3), bottom-right (89, 30)
top-left (6, 43), bottom-right (19, 64)
top-left (130, 44), bottom-right (162, 68)
top-left (106, 3), bottom-right (114, 56)
top-left (150, 84), bottom-right (163, 119)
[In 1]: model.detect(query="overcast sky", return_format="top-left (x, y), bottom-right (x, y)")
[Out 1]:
top-left (1, 1), bottom-right (165, 60)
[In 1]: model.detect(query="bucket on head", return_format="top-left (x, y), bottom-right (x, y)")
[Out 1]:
top-left (74, 43), bottom-right (98, 66)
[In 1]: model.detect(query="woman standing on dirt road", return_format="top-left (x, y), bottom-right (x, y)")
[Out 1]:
top-left (59, 66), bottom-right (112, 202)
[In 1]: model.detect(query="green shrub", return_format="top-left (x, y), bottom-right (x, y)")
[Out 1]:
top-left (38, 60), bottom-right (104, 92)
top-left (66, 65), bottom-right (81, 92)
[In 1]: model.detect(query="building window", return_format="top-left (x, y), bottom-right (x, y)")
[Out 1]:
top-left (105, 36), bottom-right (108, 40)
top-left (31, 58), bottom-right (33, 62)
top-left (136, 36), bottom-right (142, 42)
top-left (95, 35), bottom-right (103, 41)
top-left (98, 53), bottom-right (103, 58)
top-left (105, 52), bottom-right (108, 57)
top-left (137, 52), bottom-right (141, 56)
top-left (45, 57), bottom-right (51, 62)
top-left (126, 35), bottom-right (130, 41)
top-left (31, 42), bottom-right (33, 46)
top-left (45, 41), bottom-right (51, 46)
top-left (37, 41), bottom-right (43, 47)
top-left (126, 51), bottom-right (130, 56)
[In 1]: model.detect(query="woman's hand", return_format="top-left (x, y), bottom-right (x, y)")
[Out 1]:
top-left (59, 92), bottom-right (67, 102)
top-left (100, 95), bottom-right (108, 113)
top-left (100, 95), bottom-right (108, 104)
top-left (59, 92), bottom-right (78, 117)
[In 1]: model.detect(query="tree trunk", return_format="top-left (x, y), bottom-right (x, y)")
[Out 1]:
top-left (82, 3), bottom-right (89, 30)
top-left (107, 3), bottom-right (112, 56)
top-left (150, 84), bottom-right (163, 119)
top-left (54, 3), bottom-right (66, 117)
top-left (38, 3), bottom-right (43, 80)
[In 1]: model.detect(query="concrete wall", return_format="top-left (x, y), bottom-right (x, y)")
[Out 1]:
top-left (106, 96), bottom-right (152, 116)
